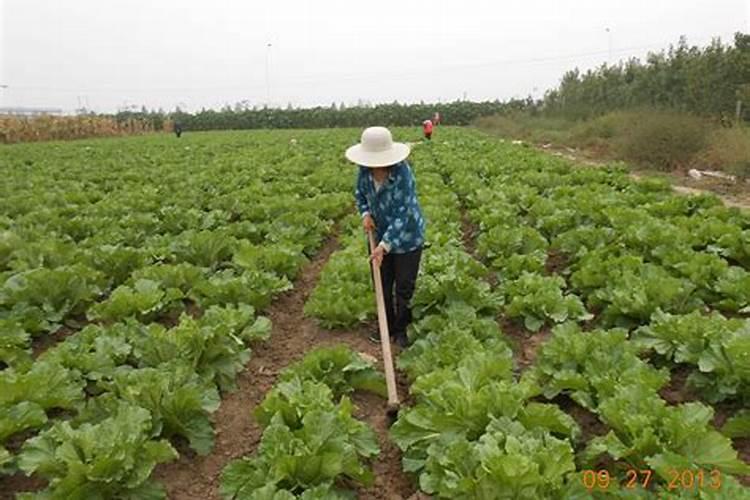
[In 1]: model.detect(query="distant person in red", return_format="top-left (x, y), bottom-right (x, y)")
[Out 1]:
top-left (433, 112), bottom-right (441, 126)
top-left (423, 119), bottom-right (433, 141)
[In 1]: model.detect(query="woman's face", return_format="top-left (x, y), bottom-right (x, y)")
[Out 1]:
top-left (370, 166), bottom-right (390, 179)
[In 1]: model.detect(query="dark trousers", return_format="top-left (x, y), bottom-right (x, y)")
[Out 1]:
top-left (380, 247), bottom-right (422, 338)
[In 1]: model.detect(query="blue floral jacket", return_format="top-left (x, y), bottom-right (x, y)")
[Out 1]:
top-left (355, 161), bottom-right (426, 254)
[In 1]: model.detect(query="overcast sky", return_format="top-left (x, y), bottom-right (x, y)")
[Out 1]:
top-left (1, 0), bottom-right (748, 113)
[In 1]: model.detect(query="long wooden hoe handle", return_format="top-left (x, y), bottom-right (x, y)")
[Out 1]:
top-left (367, 230), bottom-right (400, 413)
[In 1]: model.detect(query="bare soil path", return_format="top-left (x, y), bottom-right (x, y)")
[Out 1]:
top-left (154, 234), bottom-right (416, 500)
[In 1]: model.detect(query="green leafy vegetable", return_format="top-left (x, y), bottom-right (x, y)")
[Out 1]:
top-left (501, 272), bottom-right (591, 332)
top-left (721, 410), bottom-right (750, 438)
top-left (17, 402), bottom-right (177, 500)
top-left (99, 363), bottom-right (221, 455)
top-left (635, 310), bottom-right (750, 403)
top-left (584, 386), bottom-right (750, 482)
top-left (0, 360), bottom-right (84, 410)
top-left (530, 323), bottom-right (669, 410)
top-left (419, 417), bottom-right (576, 499)
top-left (221, 407), bottom-right (378, 498)
top-left (87, 278), bottom-right (184, 322)
top-left (276, 345), bottom-right (386, 398)
top-left (130, 304), bottom-right (270, 392)
top-left (1, 264), bottom-right (103, 333)
top-left (0, 401), bottom-right (48, 442)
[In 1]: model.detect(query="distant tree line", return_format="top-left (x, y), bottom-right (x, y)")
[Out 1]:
top-left (113, 99), bottom-right (532, 132)
top-left (542, 32), bottom-right (750, 122)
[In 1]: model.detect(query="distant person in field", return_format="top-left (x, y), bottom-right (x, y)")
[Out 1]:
top-left (422, 119), bottom-right (433, 140)
top-left (346, 126), bottom-right (426, 348)
top-left (433, 112), bottom-right (441, 126)
top-left (174, 122), bottom-right (183, 138)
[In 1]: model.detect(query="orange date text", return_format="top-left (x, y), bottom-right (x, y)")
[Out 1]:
top-left (581, 469), bottom-right (722, 492)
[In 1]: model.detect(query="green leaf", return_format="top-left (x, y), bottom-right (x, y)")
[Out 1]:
top-left (0, 445), bottom-right (14, 475)
top-left (255, 379), bottom-right (336, 430)
top-left (101, 363), bottom-right (221, 455)
top-left (502, 272), bottom-right (589, 332)
top-left (190, 269), bottom-right (291, 311)
top-left (18, 402), bottom-right (177, 499)
top-left (721, 410), bottom-right (750, 438)
top-left (0, 401), bottom-right (48, 441)
top-left (221, 407), bottom-right (376, 498)
top-left (531, 323), bottom-right (668, 410)
top-left (0, 360), bottom-right (84, 410)
top-left (518, 402), bottom-right (581, 441)
top-left (680, 430), bottom-right (750, 476)
top-left (277, 345), bottom-right (386, 398)
top-left (88, 278), bottom-right (184, 322)
top-left (129, 304), bottom-right (265, 392)
top-left (524, 315), bottom-right (545, 332)
top-left (418, 417), bottom-right (575, 499)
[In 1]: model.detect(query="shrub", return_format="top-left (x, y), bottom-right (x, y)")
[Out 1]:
top-left (569, 112), bottom-right (622, 150)
top-left (699, 126), bottom-right (750, 178)
top-left (474, 115), bottom-right (528, 139)
top-left (613, 109), bottom-right (709, 171)
top-left (474, 114), bottom-right (576, 145)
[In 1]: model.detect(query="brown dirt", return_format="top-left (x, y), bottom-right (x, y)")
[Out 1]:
top-left (659, 365), bottom-right (698, 405)
top-left (736, 441), bottom-right (750, 486)
top-left (30, 325), bottom-right (77, 359)
top-left (459, 210), bottom-right (479, 260)
top-left (544, 249), bottom-right (569, 276)
top-left (351, 391), bottom-right (418, 499)
top-left (0, 428), bottom-right (49, 499)
top-left (500, 317), bottom-right (551, 372)
top-left (0, 474), bottom-right (47, 499)
top-left (713, 402), bottom-right (747, 429)
top-left (675, 176), bottom-right (750, 210)
top-left (548, 394), bottom-right (609, 444)
top-left (153, 235), bottom-right (416, 500)
top-left (155, 300), bottom-right (204, 329)
top-left (712, 403), bottom-right (750, 485)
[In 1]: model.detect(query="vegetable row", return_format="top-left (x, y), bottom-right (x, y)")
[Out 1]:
top-left (0, 131), bottom-right (360, 497)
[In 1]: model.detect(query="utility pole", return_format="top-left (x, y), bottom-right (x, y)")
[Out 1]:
top-left (265, 43), bottom-right (272, 107)
top-left (737, 100), bottom-right (743, 124)
top-left (738, 84), bottom-right (750, 124)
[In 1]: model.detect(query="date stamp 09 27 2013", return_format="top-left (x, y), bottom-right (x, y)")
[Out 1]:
top-left (581, 468), bottom-right (723, 493)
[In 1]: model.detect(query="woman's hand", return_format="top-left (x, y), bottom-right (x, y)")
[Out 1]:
top-left (370, 244), bottom-right (386, 267)
top-left (363, 214), bottom-right (375, 233)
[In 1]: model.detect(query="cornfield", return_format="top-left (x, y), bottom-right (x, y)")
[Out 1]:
top-left (0, 115), bottom-right (166, 144)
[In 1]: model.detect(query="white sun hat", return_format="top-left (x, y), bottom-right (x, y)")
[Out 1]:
top-left (345, 126), bottom-right (410, 168)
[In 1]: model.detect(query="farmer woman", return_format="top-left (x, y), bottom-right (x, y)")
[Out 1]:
top-left (422, 119), bottom-right (433, 140)
top-left (346, 127), bottom-right (426, 348)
